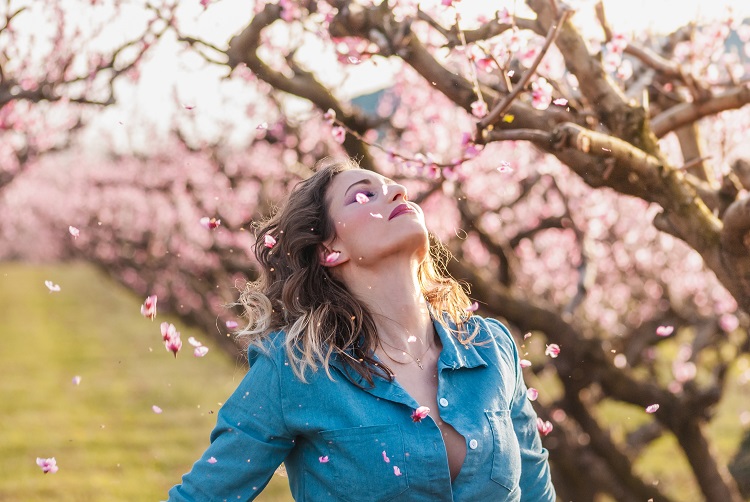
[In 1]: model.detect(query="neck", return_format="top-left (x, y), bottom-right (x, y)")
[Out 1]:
top-left (339, 257), bottom-right (434, 351)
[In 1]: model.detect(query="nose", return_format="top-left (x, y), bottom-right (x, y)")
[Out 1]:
top-left (387, 183), bottom-right (408, 202)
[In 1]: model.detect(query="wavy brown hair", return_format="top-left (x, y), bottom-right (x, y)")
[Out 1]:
top-left (237, 158), bottom-right (476, 387)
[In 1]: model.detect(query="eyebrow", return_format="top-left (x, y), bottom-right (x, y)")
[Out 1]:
top-left (343, 177), bottom-right (394, 198)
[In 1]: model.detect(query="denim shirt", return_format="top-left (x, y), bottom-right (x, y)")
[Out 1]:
top-left (166, 315), bottom-right (555, 501)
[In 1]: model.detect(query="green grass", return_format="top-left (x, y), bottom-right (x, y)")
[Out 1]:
top-left (0, 262), bottom-right (293, 502)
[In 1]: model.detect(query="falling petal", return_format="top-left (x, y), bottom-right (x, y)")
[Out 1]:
top-left (520, 359), bottom-right (532, 368)
top-left (325, 251), bottom-right (340, 264)
top-left (44, 280), bottom-right (61, 293)
top-left (523, 332), bottom-right (532, 340)
top-left (226, 320), bottom-right (239, 330)
top-left (393, 465), bottom-right (402, 476)
top-left (264, 234), bottom-right (277, 248)
top-left (355, 193), bottom-right (370, 204)
top-left (553, 98), bottom-right (568, 106)
top-left (36, 457), bottom-right (58, 474)
top-left (188, 337), bottom-right (203, 347)
top-left (465, 301), bottom-right (479, 312)
top-left (318, 456), bottom-right (329, 463)
top-left (507, 70), bottom-right (515, 77)
top-left (182, 103), bottom-right (195, 110)
top-left (382, 451), bottom-right (390, 463)
top-left (140, 295), bottom-right (157, 320)
top-left (536, 418), bottom-right (553, 436)
top-left (656, 325), bottom-right (674, 337)
top-left (72, 375), bottom-right (82, 386)
top-left (68, 226), bottom-right (80, 239)
top-left (411, 406), bottom-right (430, 422)
top-left (545, 344), bottom-right (561, 358)
top-left (152, 405), bottom-right (163, 414)
top-left (207, 457), bottom-right (217, 464)
top-left (407, 335), bottom-right (417, 343)
top-left (646, 404), bottom-right (659, 413)
top-left (194, 346), bottom-right (209, 357)
top-left (527, 388), bottom-right (539, 401)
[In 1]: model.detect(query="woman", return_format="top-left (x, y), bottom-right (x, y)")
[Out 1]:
top-left (166, 159), bottom-right (555, 501)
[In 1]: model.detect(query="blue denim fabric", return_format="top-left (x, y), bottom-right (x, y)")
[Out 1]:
top-left (166, 315), bottom-right (555, 501)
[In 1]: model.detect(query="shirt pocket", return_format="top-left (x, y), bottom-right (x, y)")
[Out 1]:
top-left (486, 410), bottom-right (522, 492)
top-left (318, 424), bottom-right (409, 502)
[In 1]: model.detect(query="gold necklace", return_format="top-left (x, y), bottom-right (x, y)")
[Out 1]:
top-left (379, 337), bottom-right (433, 370)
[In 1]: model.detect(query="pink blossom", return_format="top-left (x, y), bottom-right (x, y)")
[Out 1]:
top-left (152, 405), bottom-right (163, 414)
top-left (520, 359), bottom-right (532, 368)
top-left (207, 456), bottom-right (217, 464)
top-left (226, 320), bottom-right (239, 330)
top-left (68, 226), bottom-right (80, 238)
top-left (355, 193), bottom-right (369, 204)
top-left (165, 336), bottom-right (182, 357)
top-left (325, 251), bottom-right (340, 264)
top-left (470, 100), bottom-right (488, 118)
top-left (465, 301), bottom-right (479, 312)
top-left (536, 418), bottom-right (553, 436)
top-left (200, 217), bottom-right (221, 230)
top-left (527, 388), bottom-right (539, 401)
top-left (332, 126), bottom-right (346, 144)
top-left (531, 78), bottom-right (553, 110)
top-left (656, 325), bottom-right (674, 337)
top-left (382, 450), bottom-right (390, 463)
top-left (264, 234), bottom-right (277, 248)
top-left (36, 457), bottom-right (58, 474)
top-left (194, 346), bottom-right (209, 357)
top-left (411, 406), bottom-right (431, 422)
top-left (323, 108), bottom-right (336, 124)
top-left (140, 295), bottom-right (157, 320)
top-left (160, 322), bottom-right (177, 341)
top-left (497, 7), bottom-right (512, 24)
top-left (161, 322), bottom-right (182, 357)
top-left (553, 98), bottom-right (568, 106)
top-left (319, 456), bottom-right (329, 463)
top-left (393, 465), bottom-right (402, 476)
top-left (545, 343), bottom-right (560, 358)
top-left (645, 404), bottom-right (659, 413)
top-left (45, 280), bottom-right (61, 293)
top-left (199, 0), bottom-right (211, 9)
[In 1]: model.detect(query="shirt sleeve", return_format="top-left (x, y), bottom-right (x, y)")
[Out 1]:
top-left (165, 347), bottom-right (295, 502)
top-left (486, 318), bottom-right (556, 502)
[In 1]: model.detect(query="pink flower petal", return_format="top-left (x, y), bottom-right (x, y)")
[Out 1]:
top-left (193, 346), bottom-right (209, 357)
top-left (656, 325), bottom-right (674, 337)
top-left (325, 251), bottom-right (341, 264)
top-left (411, 406), bottom-right (430, 422)
top-left (545, 344), bottom-right (560, 358)
top-left (553, 98), bottom-right (568, 106)
top-left (226, 320), bottom-right (239, 330)
top-left (188, 336), bottom-right (203, 347)
top-left (407, 335), bottom-right (417, 343)
top-left (470, 100), bottom-right (488, 118)
top-left (44, 280), bottom-right (61, 293)
top-left (520, 359), bottom-right (532, 368)
top-left (646, 404), bottom-right (659, 413)
top-left (323, 108), bottom-right (336, 124)
top-left (152, 405), bottom-right (163, 414)
top-left (68, 226), bottom-right (80, 238)
top-left (465, 301), bottom-right (479, 312)
top-left (318, 455), bottom-right (329, 463)
top-left (200, 217), bottom-right (221, 230)
top-left (140, 295), bottom-right (157, 320)
top-left (36, 457), bottom-right (58, 474)
top-left (264, 234), bottom-right (277, 248)
top-left (382, 451), bottom-right (390, 463)
top-left (527, 388), bottom-right (539, 401)
top-left (355, 193), bottom-right (369, 204)
top-left (536, 418), bottom-right (553, 436)
top-left (207, 456), bottom-right (217, 464)
top-left (72, 375), bottom-right (81, 385)
top-left (393, 465), bottom-right (402, 476)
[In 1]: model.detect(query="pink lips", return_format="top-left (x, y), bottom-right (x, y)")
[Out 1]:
top-left (388, 203), bottom-right (415, 221)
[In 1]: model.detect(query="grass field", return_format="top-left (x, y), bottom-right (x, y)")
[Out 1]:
top-left (0, 262), bottom-right (293, 502)
top-left (1, 262), bottom-right (747, 501)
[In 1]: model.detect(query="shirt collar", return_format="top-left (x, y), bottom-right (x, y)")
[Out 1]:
top-left (432, 313), bottom-right (488, 371)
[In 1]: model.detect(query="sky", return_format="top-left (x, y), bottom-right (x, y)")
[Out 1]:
top-left (76, 0), bottom-right (750, 150)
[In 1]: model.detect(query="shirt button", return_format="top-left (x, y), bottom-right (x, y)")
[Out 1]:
top-left (439, 398), bottom-right (449, 407)
top-left (469, 439), bottom-right (478, 449)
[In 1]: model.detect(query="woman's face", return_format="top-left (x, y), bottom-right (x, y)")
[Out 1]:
top-left (323, 169), bottom-right (428, 268)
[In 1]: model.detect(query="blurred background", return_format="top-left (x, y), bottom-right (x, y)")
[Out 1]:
top-left (2, 0), bottom-right (750, 500)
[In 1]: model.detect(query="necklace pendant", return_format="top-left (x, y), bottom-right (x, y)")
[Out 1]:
top-left (416, 359), bottom-right (423, 370)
